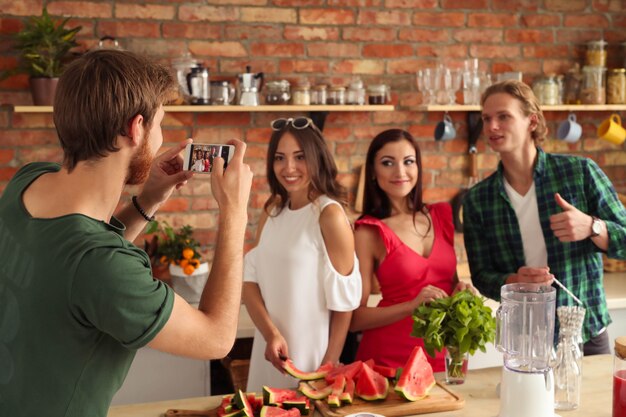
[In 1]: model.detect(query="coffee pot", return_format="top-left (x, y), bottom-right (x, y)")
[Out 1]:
top-left (171, 52), bottom-right (199, 103)
top-left (238, 65), bottom-right (264, 106)
top-left (210, 81), bottom-right (236, 105)
top-left (187, 65), bottom-right (210, 105)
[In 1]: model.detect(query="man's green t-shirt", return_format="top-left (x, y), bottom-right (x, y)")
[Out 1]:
top-left (0, 163), bottom-right (175, 416)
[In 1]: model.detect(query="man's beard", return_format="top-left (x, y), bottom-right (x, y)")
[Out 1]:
top-left (126, 135), bottom-right (153, 185)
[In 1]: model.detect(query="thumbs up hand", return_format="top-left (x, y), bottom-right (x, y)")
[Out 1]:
top-left (549, 193), bottom-right (594, 242)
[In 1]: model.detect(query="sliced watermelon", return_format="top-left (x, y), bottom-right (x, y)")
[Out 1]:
top-left (327, 394), bottom-right (341, 408)
top-left (233, 390), bottom-right (254, 417)
top-left (373, 364), bottom-right (397, 379)
top-left (263, 386), bottom-right (299, 405)
top-left (355, 363), bottom-right (389, 401)
top-left (339, 377), bottom-right (355, 404)
top-left (330, 374), bottom-right (346, 396)
top-left (217, 404), bottom-right (235, 417)
top-left (282, 399), bottom-right (310, 414)
top-left (395, 346), bottom-right (436, 401)
top-left (259, 406), bottom-right (300, 417)
top-left (325, 361), bottom-right (363, 383)
top-left (298, 381), bottom-right (333, 400)
top-left (283, 359), bottom-right (334, 380)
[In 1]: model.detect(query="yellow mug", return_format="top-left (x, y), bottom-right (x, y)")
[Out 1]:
top-left (597, 113), bottom-right (626, 145)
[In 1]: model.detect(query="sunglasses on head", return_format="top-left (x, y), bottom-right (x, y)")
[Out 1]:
top-left (270, 117), bottom-right (314, 131)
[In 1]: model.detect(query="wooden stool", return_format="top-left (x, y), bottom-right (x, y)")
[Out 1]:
top-left (221, 357), bottom-right (250, 392)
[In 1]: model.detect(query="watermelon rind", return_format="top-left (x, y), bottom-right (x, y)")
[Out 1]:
top-left (298, 381), bottom-right (333, 400)
top-left (234, 390), bottom-right (254, 417)
top-left (394, 346), bottom-right (436, 401)
top-left (263, 386), bottom-right (298, 405)
top-left (327, 394), bottom-right (341, 408)
top-left (283, 359), bottom-right (333, 380)
top-left (260, 406), bottom-right (300, 417)
top-left (282, 399), bottom-right (310, 414)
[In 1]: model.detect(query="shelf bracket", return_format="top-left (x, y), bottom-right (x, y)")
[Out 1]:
top-left (309, 111), bottom-right (329, 131)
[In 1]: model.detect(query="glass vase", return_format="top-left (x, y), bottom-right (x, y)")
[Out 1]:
top-left (445, 346), bottom-right (469, 384)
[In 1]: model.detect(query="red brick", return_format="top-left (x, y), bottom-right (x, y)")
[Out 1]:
top-left (443, 0), bottom-right (488, 8)
top-left (0, 0), bottom-right (42, 16)
top-left (115, 4), bottom-right (174, 19)
top-left (327, 0), bottom-right (381, 5)
top-left (224, 24), bottom-right (283, 40)
top-left (470, 45), bottom-right (520, 59)
top-left (373, 111), bottom-right (420, 125)
top-left (415, 44), bottom-right (468, 58)
top-left (215, 0), bottom-right (267, 4)
top-left (241, 7), bottom-right (297, 23)
top-left (343, 27), bottom-right (396, 42)
top-left (556, 29), bottom-right (608, 44)
top-left (245, 128), bottom-right (272, 144)
top-left (564, 14), bottom-right (610, 28)
top-left (521, 14), bottom-right (561, 27)
top-left (362, 44), bottom-right (414, 58)
top-left (435, 170), bottom-right (466, 186)
top-left (11, 113), bottom-right (55, 128)
top-left (163, 23), bottom-right (221, 39)
top-left (193, 127), bottom-right (245, 143)
top-left (163, 129), bottom-right (192, 144)
top-left (179, 5), bottom-right (238, 22)
top-left (0, 18), bottom-right (23, 34)
top-left (300, 9), bottom-right (355, 25)
top-left (423, 187), bottom-right (458, 203)
top-left (283, 26), bottom-right (340, 41)
top-left (544, 0), bottom-right (587, 12)
top-left (274, 0), bottom-right (325, 4)
top-left (0, 56), bottom-right (18, 71)
top-left (245, 143), bottom-right (268, 160)
top-left (386, 0), bottom-right (437, 8)
top-left (326, 112), bottom-right (372, 126)
top-left (124, 39), bottom-right (189, 58)
top-left (278, 59), bottom-right (330, 73)
top-left (387, 59), bottom-right (420, 74)
top-left (308, 43), bottom-right (360, 57)
top-left (196, 113), bottom-right (251, 126)
top-left (48, 1), bottom-right (112, 18)
top-left (219, 59), bottom-right (278, 75)
top-left (522, 45), bottom-right (570, 58)
top-left (191, 197), bottom-right (220, 211)
top-left (189, 41), bottom-right (247, 58)
top-left (399, 28), bottom-right (449, 43)
top-left (163, 113), bottom-right (194, 127)
top-left (250, 42), bottom-right (305, 57)
top-left (542, 59), bottom-right (574, 75)
top-left (0, 149), bottom-right (14, 164)
top-left (0, 167), bottom-right (18, 181)
top-left (505, 29), bottom-right (554, 44)
top-left (159, 197), bottom-right (190, 212)
top-left (592, 0), bottom-right (624, 12)
top-left (0, 111), bottom-right (7, 128)
top-left (491, 0), bottom-right (539, 10)
top-left (0, 74), bottom-right (29, 90)
top-left (333, 60), bottom-right (385, 75)
top-left (18, 147), bottom-right (63, 164)
top-left (453, 29), bottom-right (503, 43)
top-left (97, 21), bottom-right (160, 38)
top-left (468, 13), bottom-right (518, 27)
top-left (413, 12), bottom-right (466, 27)
top-left (358, 10), bottom-right (412, 26)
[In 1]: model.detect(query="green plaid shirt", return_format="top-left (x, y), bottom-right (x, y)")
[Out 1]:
top-left (463, 148), bottom-right (626, 342)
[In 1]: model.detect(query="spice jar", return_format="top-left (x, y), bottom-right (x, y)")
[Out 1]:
top-left (607, 68), bottom-right (626, 104)
top-left (310, 84), bottom-right (327, 105)
top-left (564, 65), bottom-right (583, 104)
top-left (585, 40), bottom-right (608, 67)
top-left (532, 75), bottom-right (559, 105)
top-left (614, 336), bottom-right (626, 417)
top-left (264, 80), bottom-right (290, 105)
top-left (367, 84), bottom-right (391, 104)
top-left (292, 81), bottom-right (311, 106)
top-left (346, 77), bottom-right (366, 105)
top-left (327, 86), bottom-right (346, 105)
top-left (580, 66), bottom-right (606, 104)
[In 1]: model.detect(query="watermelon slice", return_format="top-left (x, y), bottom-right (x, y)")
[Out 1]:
top-left (325, 361), bottom-right (363, 383)
top-left (283, 359), bottom-right (334, 380)
top-left (339, 377), bottom-right (355, 404)
top-left (298, 381), bottom-right (333, 400)
top-left (395, 346), bottom-right (436, 401)
top-left (259, 406), bottom-right (300, 417)
top-left (355, 363), bottom-right (389, 401)
top-left (282, 399), bottom-right (310, 414)
top-left (373, 364), bottom-right (397, 379)
top-left (233, 390), bottom-right (254, 417)
top-left (326, 394), bottom-right (341, 408)
top-left (263, 386), bottom-right (299, 405)
top-left (330, 374), bottom-right (346, 396)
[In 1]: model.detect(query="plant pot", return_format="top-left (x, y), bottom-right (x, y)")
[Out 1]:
top-left (29, 77), bottom-right (59, 105)
top-left (444, 346), bottom-right (469, 385)
top-left (169, 262), bottom-right (209, 304)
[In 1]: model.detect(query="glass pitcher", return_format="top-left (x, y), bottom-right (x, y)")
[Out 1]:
top-left (496, 283), bottom-right (556, 373)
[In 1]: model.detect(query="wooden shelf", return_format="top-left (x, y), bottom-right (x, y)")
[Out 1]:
top-left (411, 104), bottom-right (626, 112)
top-left (12, 104), bottom-right (395, 113)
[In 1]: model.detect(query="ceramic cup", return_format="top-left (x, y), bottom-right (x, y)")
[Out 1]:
top-left (434, 114), bottom-right (456, 141)
top-left (597, 114), bottom-right (626, 145)
top-left (557, 113), bottom-right (582, 143)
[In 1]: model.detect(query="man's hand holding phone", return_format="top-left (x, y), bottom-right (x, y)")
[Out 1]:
top-left (211, 139), bottom-right (253, 217)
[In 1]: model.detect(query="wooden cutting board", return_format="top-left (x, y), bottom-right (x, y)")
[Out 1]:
top-left (315, 382), bottom-right (464, 417)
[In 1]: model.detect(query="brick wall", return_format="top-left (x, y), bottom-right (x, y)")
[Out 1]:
top-left (1, 0), bottom-right (625, 263)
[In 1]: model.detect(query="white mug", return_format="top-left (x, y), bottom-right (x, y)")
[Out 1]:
top-left (434, 114), bottom-right (456, 141)
top-left (557, 113), bottom-right (582, 143)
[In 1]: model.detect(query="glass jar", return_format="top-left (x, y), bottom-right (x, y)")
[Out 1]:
top-left (292, 82), bottom-right (311, 106)
top-left (327, 86), bottom-right (346, 105)
top-left (586, 40), bottom-right (608, 67)
top-left (532, 75), bottom-right (559, 105)
top-left (346, 77), bottom-right (365, 105)
top-left (553, 306), bottom-right (585, 411)
top-left (264, 80), bottom-right (290, 105)
top-left (614, 336), bottom-right (626, 417)
top-left (580, 66), bottom-right (606, 104)
top-left (367, 84), bottom-right (391, 104)
top-left (310, 84), bottom-right (327, 105)
top-left (564, 65), bottom-right (583, 104)
top-left (607, 68), bottom-right (626, 104)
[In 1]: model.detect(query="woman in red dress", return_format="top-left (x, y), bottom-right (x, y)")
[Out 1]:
top-left (350, 129), bottom-right (474, 371)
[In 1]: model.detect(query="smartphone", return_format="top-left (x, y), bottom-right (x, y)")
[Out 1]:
top-left (183, 143), bottom-right (235, 173)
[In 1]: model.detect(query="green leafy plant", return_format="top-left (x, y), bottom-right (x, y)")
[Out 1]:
top-left (411, 290), bottom-right (496, 379)
top-left (2, 7), bottom-right (81, 79)
top-left (145, 220), bottom-right (202, 275)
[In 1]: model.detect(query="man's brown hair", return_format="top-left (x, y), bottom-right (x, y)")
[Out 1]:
top-left (53, 49), bottom-right (176, 171)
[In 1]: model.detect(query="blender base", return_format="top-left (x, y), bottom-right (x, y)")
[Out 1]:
top-left (498, 366), bottom-right (557, 417)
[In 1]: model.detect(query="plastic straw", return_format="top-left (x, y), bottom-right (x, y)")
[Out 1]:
top-left (553, 277), bottom-right (584, 306)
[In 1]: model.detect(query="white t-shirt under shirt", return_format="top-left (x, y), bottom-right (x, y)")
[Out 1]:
top-left (503, 179), bottom-right (548, 267)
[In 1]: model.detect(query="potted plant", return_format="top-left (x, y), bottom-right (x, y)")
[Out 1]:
top-left (411, 290), bottom-right (496, 384)
top-left (145, 220), bottom-right (209, 303)
top-left (1, 7), bottom-right (81, 105)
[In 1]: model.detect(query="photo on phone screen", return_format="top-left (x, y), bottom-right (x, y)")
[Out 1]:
top-left (185, 144), bottom-right (233, 173)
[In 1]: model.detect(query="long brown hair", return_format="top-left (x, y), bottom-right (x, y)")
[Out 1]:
top-left (480, 80), bottom-right (548, 144)
top-left (264, 122), bottom-right (345, 215)
top-left (362, 129), bottom-right (428, 229)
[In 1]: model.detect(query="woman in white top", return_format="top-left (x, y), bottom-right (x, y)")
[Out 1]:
top-left (243, 117), bottom-right (362, 391)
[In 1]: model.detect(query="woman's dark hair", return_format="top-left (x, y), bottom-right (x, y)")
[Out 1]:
top-left (362, 129), bottom-right (428, 226)
top-left (264, 122), bottom-right (345, 215)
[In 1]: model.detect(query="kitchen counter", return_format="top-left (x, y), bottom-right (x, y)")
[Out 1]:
top-left (108, 354), bottom-right (613, 417)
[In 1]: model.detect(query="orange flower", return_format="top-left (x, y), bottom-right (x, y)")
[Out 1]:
top-left (182, 248), bottom-right (195, 260)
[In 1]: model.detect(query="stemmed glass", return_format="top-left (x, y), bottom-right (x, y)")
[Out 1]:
top-left (422, 68), bottom-right (440, 105)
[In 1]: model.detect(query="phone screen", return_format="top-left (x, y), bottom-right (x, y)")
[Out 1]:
top-left (187, 144), bottom-right (231, 173)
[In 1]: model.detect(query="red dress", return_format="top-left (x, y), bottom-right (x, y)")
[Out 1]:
top-left (354, 203), bottom-right (457, 372)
